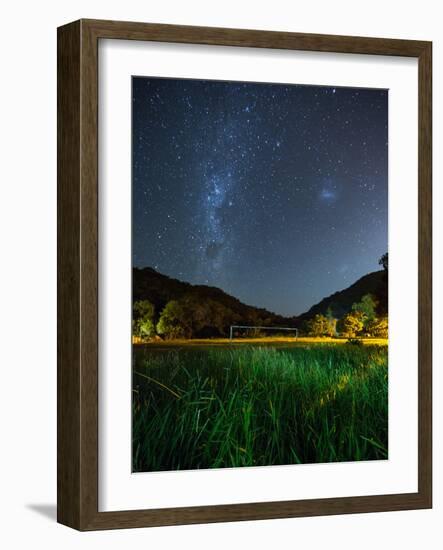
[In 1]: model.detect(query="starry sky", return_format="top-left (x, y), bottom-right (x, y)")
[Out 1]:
top-left (132, 77), bottom-right (388, 316)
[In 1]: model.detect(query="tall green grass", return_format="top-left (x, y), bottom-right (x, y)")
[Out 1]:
top-left (132, 345), bottom-right (388, 472)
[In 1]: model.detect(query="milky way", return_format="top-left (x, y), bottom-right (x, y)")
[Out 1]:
top-left (132, 78), bottom-right (388, 316)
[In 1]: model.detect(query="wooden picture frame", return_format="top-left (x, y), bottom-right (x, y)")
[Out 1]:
top-left (57, 19), bottom-right (432, 530)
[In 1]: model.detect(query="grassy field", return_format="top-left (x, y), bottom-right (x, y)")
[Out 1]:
top-left (132, 342), bottom-right (388, 472)
top-left (133, 336), bottom-right (388, 348)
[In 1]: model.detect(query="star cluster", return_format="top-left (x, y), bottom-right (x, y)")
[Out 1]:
top-left (132, 77), bottom-right (388, 315)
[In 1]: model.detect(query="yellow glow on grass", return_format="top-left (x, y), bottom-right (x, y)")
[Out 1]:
top-left (133, 336), bottom-right (388, 346)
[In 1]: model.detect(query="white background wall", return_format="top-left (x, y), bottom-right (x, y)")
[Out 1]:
top-left (0, 0), bottom-right (441, 547)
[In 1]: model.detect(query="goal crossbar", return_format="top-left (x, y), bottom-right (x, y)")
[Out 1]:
top-left (229, 325), bottom-right (298, 340)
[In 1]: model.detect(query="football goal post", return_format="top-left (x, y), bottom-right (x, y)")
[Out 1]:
top-left (229, 325), bottom-right (299, 340)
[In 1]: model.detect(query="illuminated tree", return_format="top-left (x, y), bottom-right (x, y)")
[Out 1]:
top-left (325, 307), bottom-right (337, 337)
top-left (337, 311), bottom-right (364, 338)
top-left (352, 294), bottom-right (377, 328)
top-left (366, 317), bottom-right (388, 338)
top-left (156, 300), bottom-right (189, 339)
top-left (133, 300), bottom-right (155, 340)
top-left (307, 314), bottom-right (330, 337)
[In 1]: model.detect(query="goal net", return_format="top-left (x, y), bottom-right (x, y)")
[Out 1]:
top-left (229, 325), bottom-right (299, 340)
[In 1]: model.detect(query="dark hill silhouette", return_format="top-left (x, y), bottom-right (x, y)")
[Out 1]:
top-left (297, 270), bottom-right (387, 322)
top-left (133, 267), bottom-right (294, 328)
top-left (133, 267), bottom-right (387, 333)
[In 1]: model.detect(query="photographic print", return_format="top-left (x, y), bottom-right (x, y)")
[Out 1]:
top-left (132, 77), bottom-right (388, 473)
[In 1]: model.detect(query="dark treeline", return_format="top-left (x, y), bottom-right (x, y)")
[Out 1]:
top-left (133, 266), bottom-right (292, 339)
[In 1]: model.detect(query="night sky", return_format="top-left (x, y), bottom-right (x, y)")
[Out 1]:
top-left (132, 77), bottom-right (388, 316)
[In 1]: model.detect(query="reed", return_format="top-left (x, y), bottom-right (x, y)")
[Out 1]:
top-left (132, 344), bottom-right (388, 472)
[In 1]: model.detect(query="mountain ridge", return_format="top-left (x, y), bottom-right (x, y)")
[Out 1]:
top-left (297, 270), bottom-right (387, 321)
top-left (133, 266), bottom-right (387, 330)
